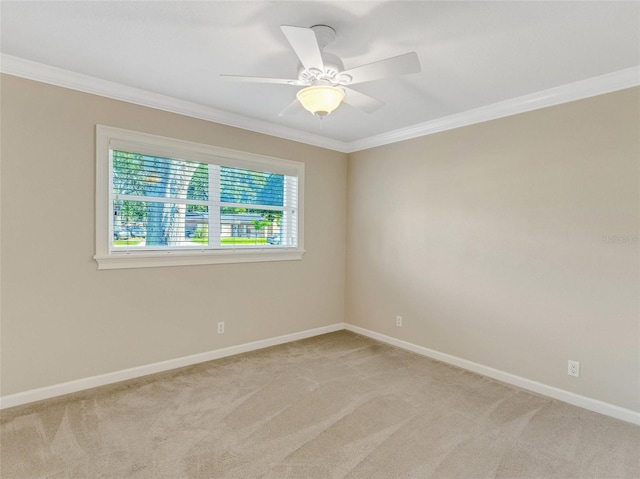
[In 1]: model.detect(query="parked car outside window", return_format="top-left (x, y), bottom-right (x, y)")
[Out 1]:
top-left (267, 234), bottom-right (281, 245)
top-left (114, 229), bottom-right (131, 240)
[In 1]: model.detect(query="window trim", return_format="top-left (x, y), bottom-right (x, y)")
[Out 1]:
top-left (95, 125), bottom-right (305, 270)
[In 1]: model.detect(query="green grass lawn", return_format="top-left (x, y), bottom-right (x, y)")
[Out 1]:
top-left (114, 237), bottom-right (268, 246)
top-left (193, 237), bottom-right (267, 245)
top-left (222, 237), bottom-right (267, 245)
top-left (113, 239), bottom-right (143, 246)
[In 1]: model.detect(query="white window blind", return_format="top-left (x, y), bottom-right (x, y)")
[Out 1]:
top-left (95, 126), bottom-right (304, 269)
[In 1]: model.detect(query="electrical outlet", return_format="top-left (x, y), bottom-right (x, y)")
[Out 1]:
top-left (568, 360), bottom-right (580, 377)
top-left (396, 315), bottom-right (403, 327)
top-left (217, 322), bottom-right (225, 334)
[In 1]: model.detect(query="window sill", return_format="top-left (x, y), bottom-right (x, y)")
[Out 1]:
top-left (94, 248), bottom-right (305, 270)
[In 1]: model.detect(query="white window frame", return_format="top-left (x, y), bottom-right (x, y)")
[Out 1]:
top-left (95, 125), bottom-right (305, 270)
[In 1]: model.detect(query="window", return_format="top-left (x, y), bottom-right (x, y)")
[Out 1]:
top-left (95, 125), bottom-right (304, 269)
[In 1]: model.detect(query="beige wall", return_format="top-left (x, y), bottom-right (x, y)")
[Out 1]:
top-left (0, 75), bottom-right (347, 395)
top-left (347, 87), bottom-right (640, 412)
top-left (2, 73), bottom-right (638, 413)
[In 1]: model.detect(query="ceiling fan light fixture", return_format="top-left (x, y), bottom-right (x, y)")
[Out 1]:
top-left (296, 85), bottom-right (345, 117)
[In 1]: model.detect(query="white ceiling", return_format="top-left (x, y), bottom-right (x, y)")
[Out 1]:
top-left (1, 1), bottom-right (639, 151)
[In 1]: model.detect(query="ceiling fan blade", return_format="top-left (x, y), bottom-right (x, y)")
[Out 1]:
top-left (341, 52), bottom-right (421, 85)
top-left (342, 87), bottom-right (385, 113)
top-left (220, 74), bottom-right (299, 85)
top-left (280, 25), bottom-right (324, 72)
top-left (278, 99), bottom-right (305, 117)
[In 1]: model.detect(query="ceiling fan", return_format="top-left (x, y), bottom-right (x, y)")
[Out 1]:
top-left (221, 24), bottom-right (421, 118)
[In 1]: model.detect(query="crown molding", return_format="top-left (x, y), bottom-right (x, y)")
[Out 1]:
top-left (2, 54), bottom-right (638, 154)
top-left (0, 54), bottom-right (350, 153)
top-left (346, 66), bottom-right (640, 152)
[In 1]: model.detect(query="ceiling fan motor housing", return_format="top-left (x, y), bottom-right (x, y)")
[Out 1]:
top-left (295, 25), bottom-right (353, 86)
top-left (297, 51), bottom-right (350, 85)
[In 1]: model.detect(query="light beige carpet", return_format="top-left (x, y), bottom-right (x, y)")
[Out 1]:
top-left (1, 331), bottom-right (639, 479)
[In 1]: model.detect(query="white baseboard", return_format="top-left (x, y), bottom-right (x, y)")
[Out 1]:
top-left (0, 323), bottom-right (345, 410)
top-left (344, 324), bottom-right (640, 426)
top-left (3, 321), bottom-right (638, 426)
